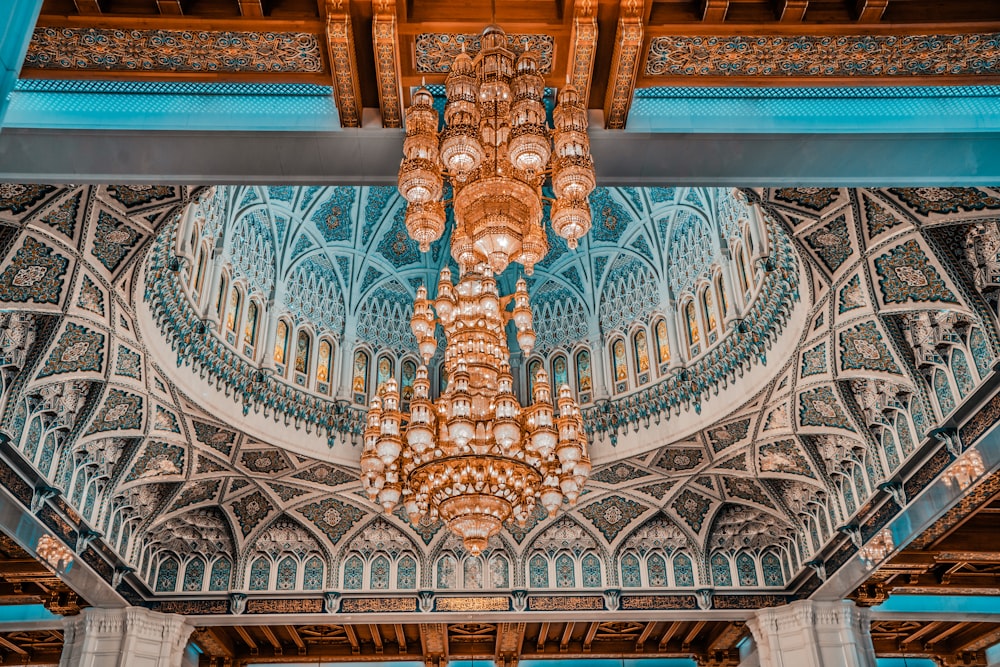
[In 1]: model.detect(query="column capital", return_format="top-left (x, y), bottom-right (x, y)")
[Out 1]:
top-left (61, 607), bottom-right (194, 667)
top-left (745, 600), bottom-right (875, 667)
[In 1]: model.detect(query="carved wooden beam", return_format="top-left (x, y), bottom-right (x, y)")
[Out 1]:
top-left (496, 623), bottom-right (525, 665)
top-left (238, 0), bottom-right (264, 16)
top-left (777, 0), bottom-right (809, 21)
top-left (234, 626), bottom-right (259, 657)
top-left (855, 0), bottom-right (888, 22)
top-left (560, 622), bottom-right (575, 652)
top-left (324, 0), bottom-right (363, 128)
top-left (635, 622), bottom-right (656, 652)
top-left (394, 624), bottom-right (407, 654)
top-left (372, 0), bottom-right (403, 128)
top-left (701, 0), bottom-right (729, 21)
top-left (260, 626), bottom-right (283, 656)
top-left (583, 622), bottom-right (599, 652)
top-left (285, 626), bottom-right (306, 656)
top-left (419, 624), bottom-right (447, 667)
top-left (537, 622), bottom-right (550, 652)
top-left (567, 0), bottom-right (598, 106)
top-left (682, 621), bottom-right (706, 651)
top-left (72, 0), bottom-right (102, 14)
top-left (370, 624), bottom-right (384, 655)
top-left (344, 624), bottom-right (360, 655)
top-left (603, 0), bottom-right (644, 129)
top-left (155, 0), bottom-right (184, 14)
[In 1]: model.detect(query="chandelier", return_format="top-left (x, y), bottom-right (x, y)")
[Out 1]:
top-left (396, 24), bottom-right (596, 275)
top-left (359, 25), bottom-right (595, 555)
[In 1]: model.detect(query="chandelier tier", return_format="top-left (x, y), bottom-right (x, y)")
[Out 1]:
top-left (361, 267), bottom-right (591, 555)
top-left (397, 24), bottom-right (596, 276)
top-left (361, 26), bottom-right (597, 555)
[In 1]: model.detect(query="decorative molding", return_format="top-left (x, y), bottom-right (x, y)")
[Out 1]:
top-left (324, 0), bottom-right (362, 128)
top-left (567, 0), bottom-right (598, 105)
top-left (25, 27), bottom-right (324, 74)
top-left (702, 0), bottom-right (729, 22)
top-left (372, 0), bottom-right (403, 128)
top-left (414, 33), bottom-right (555, 74)
top-left (604, 0), bottom-right (644, 130)
top-left (645, 32), bottom-right (1000, 79)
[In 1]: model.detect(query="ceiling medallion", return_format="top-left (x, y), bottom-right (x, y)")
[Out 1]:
top-left (361, 24), bottom-right (595, 555)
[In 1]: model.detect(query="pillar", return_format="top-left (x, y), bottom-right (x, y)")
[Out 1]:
top-left (0, 0), bottom-right (43, 129)
top-left (60, 607), bottom-right (194, 667)
top-left (745, 600), bottom-right (876, 667)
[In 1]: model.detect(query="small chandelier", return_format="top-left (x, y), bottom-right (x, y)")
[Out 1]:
top-left (396, 24), bottom-right (596, 275)
top-left (360, 26), bottom-right (596, 554)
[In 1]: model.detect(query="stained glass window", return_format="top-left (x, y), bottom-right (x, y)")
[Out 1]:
top-left (295, 331), bottom-right (311, 375)
top-left (352, 350), bottom-right (369, 395)
top-left (317, 340), bottom-right (333, 385)
top-left (951, 349), bottom-right (975, 397)
top-left (182, 557), bottom-right (205, 592)
top-left (736, 552), bottom-right (757, 586)
top-left (555, 553), bottom-right (575, 588)
top-left (155, 557), bottom-right (179, 592)
top-left (647, 553), bottom-right (667, 587)
top-left (376, 355), bottom-right (393, 390)
top-left (528, 358), bottom-right (543, 397)
top-left (276, 556), bottom-right (297, 590)
top-left (716, 275), bottom-right (728, 317)
top-left (552, 354), bottom-right (569, 390)
top-left (344, 555), bottom-right (363, 590)
top-left (464, 557), bottom-right (484, 589)
top-left (209, 557), bottom-right (231, 591)
top-left (634, 329), bottom-right (650, 374)
top-left (529, 554), bottom-right (548, 588)
top-left (274, 320), bottom-right (289, 365)
top-left (970, 327), bottom-right (993, 378)
top-left (933, 369), bottom-right (956, 417)
top-left (702, 288), bottom-right (717, 334)
top-left (685, 301), bottom-right (700, 347)
top-left (397, 555), bottom-right (417, 589)
top-left (216, 275), bottom-right (227, 319)
top-left (244, 301), bottom-right (258, 350)
top-left (193, 251), bottom-right (206, 293)
top-left (575, 349), bottom-right (593, 392)
top-left (612, 339), bottom-right (628, 388)
top-left (621, 553), bottom-right (641, 587)
top-left (249, 557), bottom-right (270, 591)
top-left (581, 553), bottom-right (601, 588)
top-left (226, 286), bottom-right (241, 332)
top-left (303, 556), bottom-right (324, 590)
top-left (490, 555), bottom-right (509, 588)
top-left (371, 554), bottom-right (390, 589)
top-left (401, 360), bottom-right (416, 401)
top-left (761, 552), bottom-right (784, 586)
top-left (674, 553), bottom-right (694, 587)
top-left (437, 554), bottom-right (457, 589)
top-left (710, 553), bottom-right (732, 586)
top-left (655, 319), bottom-right (670, 366)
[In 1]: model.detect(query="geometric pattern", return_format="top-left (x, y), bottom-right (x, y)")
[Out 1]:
top-left (91, 211), bottom-right (142, 272)
top-left (229, 491), bottom-right (274, 537)
top-left (105, 185), bottom-right (176, 209)
top-left (758, 440), bottom-right (815, 478)
top-left (414, 32), bottom-right (554, 74)
top-left (839, 321), bottom-right (900, 374)
top-left (85, 388), bottom-right (143, 434)
top-left (804, 215), bottom-right (852, 272)
top-left (0, 237), bottom-right (69, 304)
top-left (579, 495), bottom-right (647, 541)
top-left (591, 462), bottom-right (651, 484)
top-left (772, 187), bottom-right (840, 212)
top-left (0, 184), bottom-right (56, 214)
top-left (37, 323), bottom-right (105, 377)
top-left (671, 489), bottom-right (712, 533)
top-left (874, 239), bottom-right (958, 304)
top-left (801, 342), bottom-right (827, 377)
top-left (297, 498), bottom-right (365, 544)
top-left (888, 187), bottom-right (1000, 215)
top-left (799, 386), bottom-right (853, 430)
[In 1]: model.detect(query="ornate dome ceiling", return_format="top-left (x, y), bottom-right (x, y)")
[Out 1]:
top-left (0, 183), bottom-right (998, 615)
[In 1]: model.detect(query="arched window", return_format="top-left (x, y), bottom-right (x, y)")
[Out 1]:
top-left (674, 553), bottom-right (695, 587)
top-left (715, 274), bottom-right (728, 318)
top-left (397, 555), bottom-right (417, 589)
top-left (933, 369), bottom-right (956, 416)
top-left (209, 558), bottom-right (231, 591)
top-left (370, 555), bottom-right (390, 589)
top-left (654, 319), bottom-right (670, 368)
top-left (490, 554), bottom-right (510, 588)
top-left (376, 355), bottom-right (394, 391)
top-left (249, 557), bottom-right (270, 591)
top-left (294, 330), bottom-right (311, 384)
top-left (155, 557), bottom-right (179, 593)
top-left (401, 359), bottom-right (417, 402)
top-left (243, 300), bottom-right (259, 356)
top-left (344, 555), bottom-right (364, 589)
top-left (581, 553), bottom-right (602, 588)
top-left (621, 553), bottom-right (641, 587)
top-left (551, 354), bottom-right (569, 391)
top-left (437, 554), bottom-right (457, 589)
top-left (633, 329), bottom-right (650, 382)
top-left (736, 552), bottom-right (757, 586)
top-left (684, 300), bottom-right (700, 353)
top-left (352, 350), bottom-right (370, 398)
top-left (702, 287), bottom-right (718, 339)
top-left (647, 553), bottom-right (667, 586)
top-left (555, 553), bottom-right (575, 588)
top-left (575, 349), bottom-right (593, 395)
top-left (761, 552), bottom-right (784, 586)
top-left (276, 556), bottom-right (297, 590)
top-left (711, 553), bottom-right (732, 586)
top-left (951, 349), bottom-right (975, 397)
top-left (464, 557), bottom-right (484, 589)
top-left (303, 556), bottom-right (324, 590)
top-left (528, 553), bottom-right (548, 588)
top-left (193, 249), bottom-right (207, 294)
top-left (274, 319), bottom-right (290, 370)
top-left (182, 557), bottom-right (205, 592)
top-left (735, 247), bottom-right (749, 295)
top-left (226, 285), bottom-right (241, 334)
top-left (611, 338), bottom-right (628, 392)
top-left (216, 274), bottom-right (228, 320)
top-left (528, 358), bottom-right (543, 397)
top-left (317, 339), bottom-right (334, 391)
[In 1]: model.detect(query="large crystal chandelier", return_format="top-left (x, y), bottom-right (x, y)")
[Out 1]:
top-left (360, 25), bottom-right (595, 555)
top-left (396, 24), bottom-right (596, 275)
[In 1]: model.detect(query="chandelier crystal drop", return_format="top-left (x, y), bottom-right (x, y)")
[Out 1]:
top-left (364, 26), bottom-right (598, 554)
top-left (397, 24), bottom-right (596, 275)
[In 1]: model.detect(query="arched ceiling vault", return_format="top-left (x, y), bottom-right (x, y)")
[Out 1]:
top-left (0, 184), bottom-right (998, 615)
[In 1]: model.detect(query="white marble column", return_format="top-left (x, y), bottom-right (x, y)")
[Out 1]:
top-left (60, 607), bottom-right (193, 667)
top-left (745, 600), bottom-right (876, 667)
